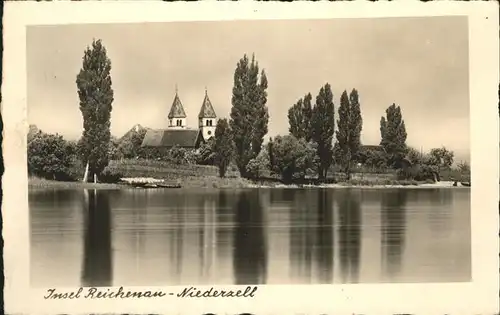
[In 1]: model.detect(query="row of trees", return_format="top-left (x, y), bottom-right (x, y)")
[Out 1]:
top-left (29, 38), bottom-right (466, 184)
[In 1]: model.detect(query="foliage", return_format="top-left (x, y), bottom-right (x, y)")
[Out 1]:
top-left (287, 93), bottom-right (313, 142)
top-left (229, 53), bottom-right (269, 178)
top-left (246, 148), bottom-right (270, 179)
top-left (161, 145), bottom-right (195, 165)
top-left (397, 164), bottom-right (439, 182)
top-left (311, 83), bottom-right (335, 180)
top-left (99, 166), bottom-right (123, 183)
top-left (108, 136), bottom-right (122, 160)
top-left (28, 130), bottom-right (79, 180)
top-left (380, 103), bottom-right (407, 168)
top-left (117, 126), bottom-right (148, 159)
top-left (335, 89), bottom-right (363, 179)
top-left (456, 160), bottom-right (470, 173)
top-left (107, 158), bottom-right (239, 179)
top-left (139, 147), bottom-right (165, 160)
top-left (196, 137), bottom-right (216, 165)
top-left (76, 39), bottom-right (114, 181)
top-left (214, 118), bottom-right (234, 178)
top-left (267, 135), bottom-right (316, 183)
top-left (427, 146), bottom-right (454, 170)
top-left (28, 124), bottom-right (40, 142)
top-left (355, 147), bottom-right (388, 171)
top-left (405, 146), bottom-right (425, 165)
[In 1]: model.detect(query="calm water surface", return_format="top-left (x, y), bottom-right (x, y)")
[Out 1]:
top-left (30, 188), bottom-right (471, 287)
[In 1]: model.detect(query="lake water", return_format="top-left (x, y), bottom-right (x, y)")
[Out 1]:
top-left (30, 187), bottom-right (471, 287)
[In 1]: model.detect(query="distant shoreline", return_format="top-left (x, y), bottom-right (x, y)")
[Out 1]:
top-left (28, 177), bottom-right (469, 190)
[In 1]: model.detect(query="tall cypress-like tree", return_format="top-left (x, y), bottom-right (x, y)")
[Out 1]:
top-left (349, 89), bottom-right (363, 160)
top-left (230, 54), bottom-right (269, 178)
top-left (336, 91), bottom-right (351, 176)
top-left (380, 103), bottom-right (407, 168)
top-left (287, 93), bottom-right (314, 142)
top-left (76, 39), bottom-right (114, 182)
top-left (336, 89), bottom-right (363, 179)
top-left (214, 118), bottom-right (233, 178)
top-left (288, 98), bottom-right (305, 139)
top-left (302, 93), bottom-right (313, 142)
top-left (311, 83), bottom-right (335, 180)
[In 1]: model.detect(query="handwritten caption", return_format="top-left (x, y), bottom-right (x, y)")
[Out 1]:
top-left (43, 286), bottom-right (258, 300)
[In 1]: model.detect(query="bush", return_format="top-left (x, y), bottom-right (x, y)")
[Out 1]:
top-left (164, 146), bottom-right (196, 165)
top-left (99, 166), bottom-right (123, 183)
top-left (28, 130), bottom-right (78, 181)
top-left (246, 149), bottom-right (269, 179)
top-left (195, 138), bottom-right (216, 165)
top-left (397, 164), bottom-right (438, 182)
top-left (268, 135), bottom-right (316, 183)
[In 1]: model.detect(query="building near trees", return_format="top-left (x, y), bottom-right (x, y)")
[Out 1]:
top-left (141, 87), bottom-right (218, 150)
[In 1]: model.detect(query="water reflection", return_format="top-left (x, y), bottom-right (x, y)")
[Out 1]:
top-left (169, 205), bottom-right (184, 283)
top-left (232, 190), bottom-right (268, 285)
top-left (337, 190), bottom-right (362, 283)
top-left (30, 187), bottom-right (471, 286)
top-left (380, 190), bottom-right (408, 277)
top-left (289, 190), bottom-right (314, 282)
top-left (81, 189), bottom-right (113, 287)
top-left (197, 195), bottom-right (216, 281)
top-left (315, 189), bottom-right (334, 283)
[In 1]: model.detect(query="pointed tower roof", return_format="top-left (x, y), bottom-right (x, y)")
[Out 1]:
top-left (168, 88), bottom-right (187, 119)
top-left (198, 88), bottom-right (217, 119)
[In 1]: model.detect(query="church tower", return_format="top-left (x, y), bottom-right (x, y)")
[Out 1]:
top-left (168, 86), bottom-right (187, 128)
top-left (198, 88), bottom-right (217, 141)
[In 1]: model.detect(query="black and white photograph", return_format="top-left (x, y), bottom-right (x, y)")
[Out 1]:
top-left (3, 2), bottom-right (499, 314)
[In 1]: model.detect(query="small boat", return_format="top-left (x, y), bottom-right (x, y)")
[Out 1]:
top-left (157, 183), bottom-right (182, 189)
top-left (460, 181), bottom-right (471, 187)
top-left (121, 179), bottom-right (182, 189)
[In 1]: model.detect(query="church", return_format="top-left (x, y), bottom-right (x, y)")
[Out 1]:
top-left (141, 88), bottom-right (218, 150)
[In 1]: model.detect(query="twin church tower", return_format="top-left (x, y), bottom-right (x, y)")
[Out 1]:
top-left (167, 87), bottom-right (218, 141)
top-left (141, 86), bottom-right (218, 150)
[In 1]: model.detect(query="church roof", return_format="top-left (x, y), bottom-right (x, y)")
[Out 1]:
top-left (198, 90), bottom-right (217, 119)
top-left (141, 129), bottom-right (201, 148)
top-left (168, 93), bottom-right (187, 119)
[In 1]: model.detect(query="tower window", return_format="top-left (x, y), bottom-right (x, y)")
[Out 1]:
top-left (176, 119), bottom-right (182, 126)
top-left (207, 119), bottom-right (212, 126)
top-left (207, 130), bottom-right (212, 136)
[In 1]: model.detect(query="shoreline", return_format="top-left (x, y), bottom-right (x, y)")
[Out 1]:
top-left (28, 177), bottom-right (470, 190)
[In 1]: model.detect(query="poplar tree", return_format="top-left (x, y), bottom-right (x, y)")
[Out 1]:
top-left (311, 83), bottom-right (335, 180)
top-left (288, 93), bottom-right (313, 142)
top-left (230, 54), bottom-right (269, 178)
top-left (302, 93), bottom-right (313, 142)
top-left (380, 103), bottom-right (407, 168)
top-left (336, 89), bottom-right (363, 179)
top-left (76, 39), bottom-right (114, 182)
top-left (288, 98), bottom-right (305, 139)
top-left (214, 118), bottom-right (233, 178)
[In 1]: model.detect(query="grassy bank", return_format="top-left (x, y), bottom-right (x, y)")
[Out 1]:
top-left (28, 177), bottom-right (123, 190)
top-left (29, 159), bottom-right (470, 190)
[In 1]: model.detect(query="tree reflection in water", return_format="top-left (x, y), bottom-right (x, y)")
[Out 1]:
top-left (232, 190), bottom-right (268, 285)
top-left (380, 190), bottom-right (408, 277)
top-left (337, 189), bottom-right (362, 284)
top-left (81, 189), bottom-right (113, 287)
top-left (315, 189), bottom-right (334, 283)
top-left (288, 190), bottom-right (314, 282)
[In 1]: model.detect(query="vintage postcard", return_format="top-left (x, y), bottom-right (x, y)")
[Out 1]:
top-left (2, 1), bottom-right (499, 314)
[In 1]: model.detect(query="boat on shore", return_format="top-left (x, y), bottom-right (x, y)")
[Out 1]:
top-left (120, 177), bottom-right (182, 189)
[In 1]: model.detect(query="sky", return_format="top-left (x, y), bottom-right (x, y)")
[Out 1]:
top-left (27, 16), bottom-right (470, 161)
